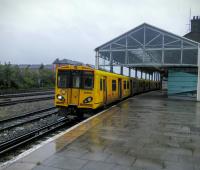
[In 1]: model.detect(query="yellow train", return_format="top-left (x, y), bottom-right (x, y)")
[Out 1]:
top-left (55, 65), bottom-right (160, 117)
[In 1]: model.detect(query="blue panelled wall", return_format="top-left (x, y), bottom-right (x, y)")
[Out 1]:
top-left (168, 68), bottom-right (198, 100)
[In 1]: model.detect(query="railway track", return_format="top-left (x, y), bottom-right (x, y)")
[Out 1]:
top-left (0, 117), bottom-right (70, 155)
top-left (0, 90), bottom-right (54, 99)
top-left (0, 96), bottom-right (54, 107)
top-left (0, 107), bottom-right (76, 156)
top-left (0, 88), bottom-right (54, 96)
top-left (0, 107), bottom-right (57, 132)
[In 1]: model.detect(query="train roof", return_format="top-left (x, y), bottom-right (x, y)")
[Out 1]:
top-left (57, 65), bottom-right (159, 82)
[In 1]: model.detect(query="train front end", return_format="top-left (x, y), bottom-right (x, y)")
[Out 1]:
top-left (55, 65), bottom-right (94, 116)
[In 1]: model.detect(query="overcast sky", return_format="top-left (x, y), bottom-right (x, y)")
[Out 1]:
top-left (0, 0), bottom-right (199, 65)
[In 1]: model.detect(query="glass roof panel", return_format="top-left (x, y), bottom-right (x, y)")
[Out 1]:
top-left (112, 51), bottom-right (126, 64)
top-left (182, 49), bottom-right (198, 64)
top-left (164, 35), bottom-right (179, 44)
top-left (127, 36), bottom-right (143, 49)
top-left (111, 43), bottom-right (125, 49)
top-left (99, 51), bottom-right (110, 60)
top-left (145, 27), bottom-right (160, 44)
top-left (183, 41), bottom-right (197, 48)
top-left (128, 50), bottom-right (143, 63)
top-left (164, 40), bottom-right (181, 48)
top-left (101, 44), bottom-right (110, 50)
top-left (146, 34), bottom-right (162, 48)
top-left (145, 50), bottom-right (162, 63)
top-left (129, 28), bottom-right (144, 44)
top-left (164, 50), bottom-right (181, 64)
top-left (114, 37), bottom-right (126, 45)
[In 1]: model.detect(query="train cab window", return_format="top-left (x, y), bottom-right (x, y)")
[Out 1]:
top-left (112, 80), bottom-right (116, 91)
top-left (71, 70), bottom-right (81, 88)
top-left (100, 79), bottom-right (103, 91)
top-left (127, 81), bottom-right (129, 89)
top-left (83, 71), bottom-right (94, 89)
top-left (123, 81), bottom-right (126, 89)
top-left (57, 70), bottom-right (69, 88)
top-left (72, 76), bottom-right (80, 88)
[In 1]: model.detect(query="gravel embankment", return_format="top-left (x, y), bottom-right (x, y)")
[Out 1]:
top-left (0, 100), bottom-right (54, 120)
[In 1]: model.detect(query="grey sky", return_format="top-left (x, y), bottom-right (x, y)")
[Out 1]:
top-left (0, 0), bottom-right (199, 65)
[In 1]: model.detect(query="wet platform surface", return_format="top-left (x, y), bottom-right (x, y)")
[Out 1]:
top-left (2, 91), bottom-right (200, 170)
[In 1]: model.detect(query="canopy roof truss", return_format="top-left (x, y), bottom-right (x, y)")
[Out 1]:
top-left (95, 23), bottom-right (199, 68)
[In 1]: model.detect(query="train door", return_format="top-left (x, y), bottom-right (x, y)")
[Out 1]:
top-left (102, 77), bottom-right (107, 104)
top-left (118, 78), bottom-right (122, 98)
top-left (71, 89), bottom-right (79, 105)
top-left (70, 71), bottom-right (80, 105)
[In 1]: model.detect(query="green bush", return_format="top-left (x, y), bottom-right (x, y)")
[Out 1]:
top-left (0, 63), bottom-right (55, 90)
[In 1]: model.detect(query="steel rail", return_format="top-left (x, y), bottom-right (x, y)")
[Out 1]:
top-left (0, 88), bottom-right (54, 96)
top-left (0, 106), bottom-right (56, 124)
top-left (0, 91), bottom-right (54, 99)
top-left (0, 96), bottom-right (54, 107)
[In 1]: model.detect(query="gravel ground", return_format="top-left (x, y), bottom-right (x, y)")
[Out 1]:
top-left (0, 100), bottom-right (54, 120)
top-left (0, 94), bottom-right (54, 103)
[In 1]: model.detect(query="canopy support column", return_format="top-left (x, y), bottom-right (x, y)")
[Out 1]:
top-left (120, 66), bottom-right (123, 75)
top-left (109, 46), bottom-right (113, 73)
top-left (95, 51), bottom-right (99, 69)
top-left (135, 68), bottom-right (138, 78)
top-left (128, 68), bottom-right (131, 77)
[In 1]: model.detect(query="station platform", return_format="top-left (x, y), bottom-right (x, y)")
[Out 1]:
top-left (1, 91), bottom-right (200, 170)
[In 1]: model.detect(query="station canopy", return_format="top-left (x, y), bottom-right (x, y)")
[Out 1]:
top-left (95, 23), bottom-right (199, 68)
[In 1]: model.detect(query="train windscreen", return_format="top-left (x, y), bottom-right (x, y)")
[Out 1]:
top-left (57, 70), bottom-right (94, 89)
top-left (71, 70), bottom-right (81, 88)
top-left (57, 70), bottom-right (70, 88)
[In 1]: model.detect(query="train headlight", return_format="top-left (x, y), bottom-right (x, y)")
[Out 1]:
top-left (83, 97), bottom-right (93, 103)
top-left (57, 95), bottom-right (65, 101)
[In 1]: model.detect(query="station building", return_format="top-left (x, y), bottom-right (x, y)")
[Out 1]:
top-left (95, 17), bottom-right (200, 101)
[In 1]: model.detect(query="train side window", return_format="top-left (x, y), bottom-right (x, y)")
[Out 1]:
top-left (83, 71), bottom-right (94, 89)
top-left (100, 79), bottom-right (103, 91)
top-left (127, 81), bottom-right (129, 89)
top-left (123, 81), bottom-right (126, 89)
top-left (112, 80), bottom-right (116, 91)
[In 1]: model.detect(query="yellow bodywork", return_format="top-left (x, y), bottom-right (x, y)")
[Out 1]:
top-left (55, 65), bottom-right (160, 110)
top-left (55, 65), bottom-right (131, 110)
